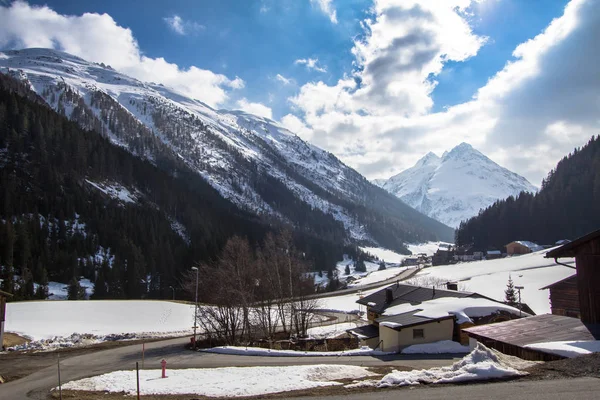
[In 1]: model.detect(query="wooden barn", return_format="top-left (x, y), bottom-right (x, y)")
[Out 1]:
top-left (546, 229), bottom-right (600, 324)
top-left (540, 274), bottom-right (579, 318)
top-left (505, 241), bottom-right (544, 255)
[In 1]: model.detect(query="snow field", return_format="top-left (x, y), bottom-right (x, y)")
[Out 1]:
top-left (61, 365), bottom-right (379, 397)
top-left (412, 249), bottom-right (575, 314)
top-left (5, 300), bottom-right (195, 341)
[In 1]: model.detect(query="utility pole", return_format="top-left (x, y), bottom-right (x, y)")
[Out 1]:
top-left (191, 266), bottom-right (199, 349)
top-left (515, 285), bottom-right (524, 317)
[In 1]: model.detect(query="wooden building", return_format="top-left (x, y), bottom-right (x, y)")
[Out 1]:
top-left (546, 229), bottom-right (600, 324)
top-left (540, 274), bottom-right (580, 318)
top-left (506, 241), bottom-right (544, 255)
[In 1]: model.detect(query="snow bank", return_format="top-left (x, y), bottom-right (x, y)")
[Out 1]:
top-left (401, 340), bottom-right (470, 354)
top-left (61, 365), bottom-right (378, 397)
top-left (382, 297), bottom-right (526, 324)
top-left (524, 340), bottom-right (600, 358)
top-left (378, 343), bottom-right (527, 387)
top-left (201, 345), bottom-right (392, 357)
top-left (5, 300), bottom-right (195, 342)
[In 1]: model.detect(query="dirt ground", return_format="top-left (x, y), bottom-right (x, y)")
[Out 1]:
top-left (524, 352), bottom-right (600, 380)
top-left (2, 332), bottom-right (30, 348)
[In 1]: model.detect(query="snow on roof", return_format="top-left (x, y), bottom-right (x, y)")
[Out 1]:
top-left (382, 297), bottom-right (526, 325)
top-left (379, 321), bottom-right (403, 329)
top-left (524, 340), bottom-right (600, 358)
top-left (487, 250), bottom-right (501, 255)
top-left (513, 241), bottom-right (544, 251)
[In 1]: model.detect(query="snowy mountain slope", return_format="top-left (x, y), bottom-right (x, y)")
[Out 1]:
top-left (0, 48), bottom-right (453, 248)
top-left (378, 143), bottom-right (537, 228)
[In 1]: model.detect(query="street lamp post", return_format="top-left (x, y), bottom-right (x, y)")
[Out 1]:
top-left (169, 286), bottom-right (175, 301)
top-left (515, 285), bottom-right (524, 317)
top-left (191, 266), bottom-right (199, 349)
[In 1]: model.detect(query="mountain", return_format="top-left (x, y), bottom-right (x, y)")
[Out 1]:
top-left (456, 136), bottom-right (600, 250)
top-left (377, 143), bottom-right (537, 228)
top-left (0, 48), bottom-right (453, 252)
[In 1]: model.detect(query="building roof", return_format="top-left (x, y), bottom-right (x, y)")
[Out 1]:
top-left (356, 282), bottom-right (477, 314)
top-left (375, 309), bottom-right (455, 331)
top-left (508, 241), bottom-right (544, 252)
top-left (540, 274), bottom-right (577, 290)
top-left (464, 314), bottom-right (600, 346)
top-left (347, 324), bottom-right (379, 340)
top-left (546, 229), bottom-right (600, 258)
top-left (486, 250), bottom-right (501, 255)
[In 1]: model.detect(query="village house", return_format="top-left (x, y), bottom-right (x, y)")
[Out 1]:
top-left (506, 240), bottom-right (544, 255)
top-left (348, 282), bottom-right (527, 353)
top-left (464, 229), bottom-right (600, 361)
top-left (486, 250), bottom-right (502, 260)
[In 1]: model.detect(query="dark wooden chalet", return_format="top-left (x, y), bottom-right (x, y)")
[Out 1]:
top-left (540, 274), bottom-right (579, 318)
top-left (546, 229), bottom-right (600, 324)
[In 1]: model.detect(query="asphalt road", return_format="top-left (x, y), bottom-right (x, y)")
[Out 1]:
top-left (0, 336), bottom-right (461, 400)
top-left (292, 377), bottom-right (600, 400)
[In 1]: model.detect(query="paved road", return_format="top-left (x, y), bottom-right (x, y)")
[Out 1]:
top-left (291, 377), bottom-right (600, 400)
top-left (0, 336), bottom-right (460, 400)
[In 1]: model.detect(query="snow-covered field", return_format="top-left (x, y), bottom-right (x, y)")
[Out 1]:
top-left (62, 365), bottom-right (378, 397)
top-left (5, 300), bottom-right (195, 349)
top-left (411, 249), bottom-right (574, 314)
top-left (347, 266), bottom-right (409, 287)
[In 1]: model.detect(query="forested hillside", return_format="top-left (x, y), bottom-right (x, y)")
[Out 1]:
top-left (0, 76), bottom-right (357, 301)
top-left (456, 136), bottom-right (600, 250)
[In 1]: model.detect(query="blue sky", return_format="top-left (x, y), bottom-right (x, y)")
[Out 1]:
top-left (1, 0), bottom-right (598, 186)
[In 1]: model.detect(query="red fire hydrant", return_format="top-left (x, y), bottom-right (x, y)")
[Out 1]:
top-left (161, 359), bottom-right (167, 378)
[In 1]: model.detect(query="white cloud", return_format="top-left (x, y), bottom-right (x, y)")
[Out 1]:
top-left (294, 57), bottom-right (327, 73)
top-left (0, 1), bottom-right (241, 107)
top-left (288, 0), bottom-right (600, 185)
top-left (310, 0), bottom-right (338, 24)
top-left (163, 15), bottom-right (205, 36)
top-left (275, 73), bottom-right (294, 85)
top-left (281, 114), bottom-right (313, 138)
top-left (236, 98), bottom-right (273, 119)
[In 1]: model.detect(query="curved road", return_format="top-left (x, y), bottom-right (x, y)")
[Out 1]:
top-left (0, 336), bottom-right (460, 400)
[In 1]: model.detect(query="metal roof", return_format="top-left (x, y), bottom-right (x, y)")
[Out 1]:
top-left (546, 229), bottom-right (600, 258)
top-left (376, 309), bottom-right (455, 331)
top-left (357, 282), bottom-right (477, 314)
top-left (347, 324), bottom-right (379, 339)
top-left (539, 274), bottom-right (577, 290)
top-left (463, 314), bottom-right (600, 346)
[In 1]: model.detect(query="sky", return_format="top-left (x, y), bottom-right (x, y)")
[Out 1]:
top-left (0, 0), bottom-right (598, 186)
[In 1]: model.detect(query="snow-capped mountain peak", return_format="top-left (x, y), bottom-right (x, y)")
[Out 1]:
top-left (380, 143), bottom-right (538, 228)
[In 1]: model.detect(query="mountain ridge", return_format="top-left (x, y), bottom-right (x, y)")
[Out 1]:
top-left (376, 143), bottom-right (537, 228)
top-left (0, 48), bottom-right (454, 249)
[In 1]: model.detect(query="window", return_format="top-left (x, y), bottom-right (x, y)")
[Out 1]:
top-left (413, 329), bottom-right (424, 339)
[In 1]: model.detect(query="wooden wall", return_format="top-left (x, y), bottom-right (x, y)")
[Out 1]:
top-left (573, 236), bottom-right (600, 324)
top-left (548, 276), bottom-right (580, 318)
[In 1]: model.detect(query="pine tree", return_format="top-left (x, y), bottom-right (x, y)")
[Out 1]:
top-left (35, 267), bottom-right (49, 300)
top-left (505, 274), bottom-right (517, 305)
top-left (378, 261), bottom-right (386, 271)
top-left (345, 264), bottom-right (351, 275)
top-left (354, 259), bottom-right (366, 273)
top-left (67, 277), bottom-right (85, 300)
